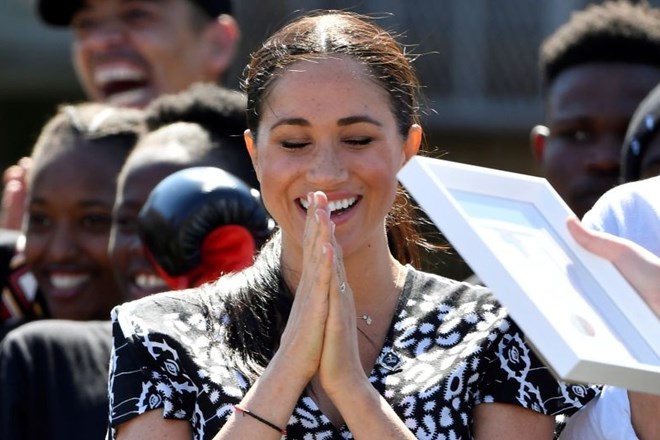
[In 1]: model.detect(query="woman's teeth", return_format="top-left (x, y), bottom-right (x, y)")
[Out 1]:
top-left (299, 196), bottom-right (357, 213)
top-left (327, 197), bottom-right (357, 213)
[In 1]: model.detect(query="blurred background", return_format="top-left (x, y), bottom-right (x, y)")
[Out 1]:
top-left (1, 0), bottom-right (657, 277)
top-left (3, 0), bottom-right (659, 174)
top-left (2, 0), bottom-right (649, 172)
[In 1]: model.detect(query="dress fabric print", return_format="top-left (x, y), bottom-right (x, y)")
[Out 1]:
top-left (108, 267), bottom-right (597, 439)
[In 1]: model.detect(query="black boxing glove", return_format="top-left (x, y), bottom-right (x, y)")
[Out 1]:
top-left (138, 167), bottom-right (274, 289)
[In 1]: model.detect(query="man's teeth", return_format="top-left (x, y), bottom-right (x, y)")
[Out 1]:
top-left (135, 274), bottom-right (168, 290)
top-left (50, 274), bottom-right (89, 289)
top-left (94, 66), bottom-right (146, 85)
top-left (106, 88), bottom-right (150, 106)
top-left (299, 196), bottom-right (358, 213)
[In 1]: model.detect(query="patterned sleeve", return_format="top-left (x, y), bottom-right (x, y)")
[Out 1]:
top-left (474, 315), bottom-right (600, 416)
top-left (107, 304), bottom-right (199, 437)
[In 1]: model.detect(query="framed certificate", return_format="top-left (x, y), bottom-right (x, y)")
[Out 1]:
top-left (398, 156), bottom-right (660, 395)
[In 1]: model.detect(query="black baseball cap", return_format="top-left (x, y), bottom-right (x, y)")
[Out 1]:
top-left (37, 0), bottom-right (232, 27)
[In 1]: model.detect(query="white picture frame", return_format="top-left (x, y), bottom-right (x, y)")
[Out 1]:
top-left (398, 156), bottom-right (660, 395)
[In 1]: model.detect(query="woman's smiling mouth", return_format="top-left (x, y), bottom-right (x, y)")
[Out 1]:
top-left (299, 195), bottom-right (359, 216)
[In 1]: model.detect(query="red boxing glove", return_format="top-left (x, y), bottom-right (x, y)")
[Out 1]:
top-left (138, 167), bottom-right (274, 289)
top-left (148, 225), bottom-right (255, 289)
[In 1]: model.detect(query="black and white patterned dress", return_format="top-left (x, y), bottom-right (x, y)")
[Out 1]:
top-left (108, 267), bottom-right (598, 439)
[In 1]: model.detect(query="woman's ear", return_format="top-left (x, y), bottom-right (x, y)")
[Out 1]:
top-left (402, 124), bottom-right (422, 164)
top-left (244, 129), bottom-right (259, 177)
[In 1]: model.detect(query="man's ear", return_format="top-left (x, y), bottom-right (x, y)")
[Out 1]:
top-left (204, 15), bottom-right (240, 82)
top-left (530, 124), bottom-right (549, 163)
top-left (244, 129), bottom-right (259, 178)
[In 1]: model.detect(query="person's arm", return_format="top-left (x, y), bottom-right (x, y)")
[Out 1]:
top-left (115, 409), bottom-right (192, 438)
top-left (314, 216), bottom-right (415, 440)
top-left (628, 392), bottom-right (660, 440)
top-left (213, 191), bottom-right (335, 439)
top-left (332, 380), bottom-right (417, 440)
top-left (307, 191), bottom-right (419, 439)
top-left (472, 403), bottom-right (555, 440)
top-left (0, 157), bottom-right (31, 231)
top-left (566, 217), bottom-right (660, 439)
top-left (218, 192), bottom-right (416, 439)
top-left (566, 216), bottom-right (660, 315)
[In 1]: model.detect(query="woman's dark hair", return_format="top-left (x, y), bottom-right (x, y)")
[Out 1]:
top-left (214, 10), bottom-right (430, 379)
top-left (205, 234), bottom-right (289, 378)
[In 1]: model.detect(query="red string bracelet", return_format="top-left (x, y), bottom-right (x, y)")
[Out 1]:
top-left (234, 405), bottom-right (287, 436)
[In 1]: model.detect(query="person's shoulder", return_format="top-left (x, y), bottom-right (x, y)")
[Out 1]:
top-left (112, 287), bottom-right (216, 339)
top-left (631, 175), bottom-right (660, 196)
top-left (404, 267), bottom-right (511, 337)
top-left (583, 177), bottom-right (660, 229)
top-left (2, 319), bottom-right (111, 349)
top-left (594, 177), bottom-right (659, 207)
top-left (115, 287), bottom-right (209, 317)
top-left (1, 319), bottom-right (113, 368)
top-left (408, 266), bottom-right (499, 308)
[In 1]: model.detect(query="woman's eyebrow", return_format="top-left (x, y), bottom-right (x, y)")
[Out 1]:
top-left (271, 115), bottom-right (382, 130)
top-left (271, 118), bottom-right (310, 130)
top-left (338, 115), bottom-right (382, 127)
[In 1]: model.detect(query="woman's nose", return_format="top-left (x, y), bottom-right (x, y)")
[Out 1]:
top-left (307, 144), bottom-right (347, 184)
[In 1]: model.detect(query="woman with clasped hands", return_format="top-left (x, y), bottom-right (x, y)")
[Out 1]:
top-left (107, 10), bottom-right (596, 439)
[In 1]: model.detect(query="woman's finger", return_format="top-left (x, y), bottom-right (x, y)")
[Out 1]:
top-left (277, 192), bottom-right (335, 378)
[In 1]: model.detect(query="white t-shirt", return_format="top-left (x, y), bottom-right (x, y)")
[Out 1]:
top-left (582, 176), bottom-right (660, 257)
top-left (560, 176), bottom-right (660, 440)
top-left (559, 386), bottom-right (637, 440)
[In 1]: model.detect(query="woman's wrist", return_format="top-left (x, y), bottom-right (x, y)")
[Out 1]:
top-left (326, 372), bottom-right (376, 411)
top-left (331, 378), bottom-right (416, 439)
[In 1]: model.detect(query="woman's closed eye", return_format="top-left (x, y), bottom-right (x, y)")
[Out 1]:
top-left (282, 140), bottom-right (311, 149)
top-left (281, 137), bottom-right (373, 149)
top-left (343, 137), bottom-right (373, 147)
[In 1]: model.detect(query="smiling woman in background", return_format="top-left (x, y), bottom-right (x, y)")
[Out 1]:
top-left (23, 103), bottom-right (141, 321)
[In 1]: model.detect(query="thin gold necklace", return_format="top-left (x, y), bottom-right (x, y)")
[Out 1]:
top-left (356, 325), bottom-right (378, 348)
top-left (356, 266), bottom-right (406, 349)
top-left (356, 265), bottom-right (406, 328)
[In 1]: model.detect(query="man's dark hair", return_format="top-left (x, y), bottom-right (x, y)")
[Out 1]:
top-left (540, 1), bottom-right (660, 87)
top-left (142, 82), bottom-right (257, 189)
